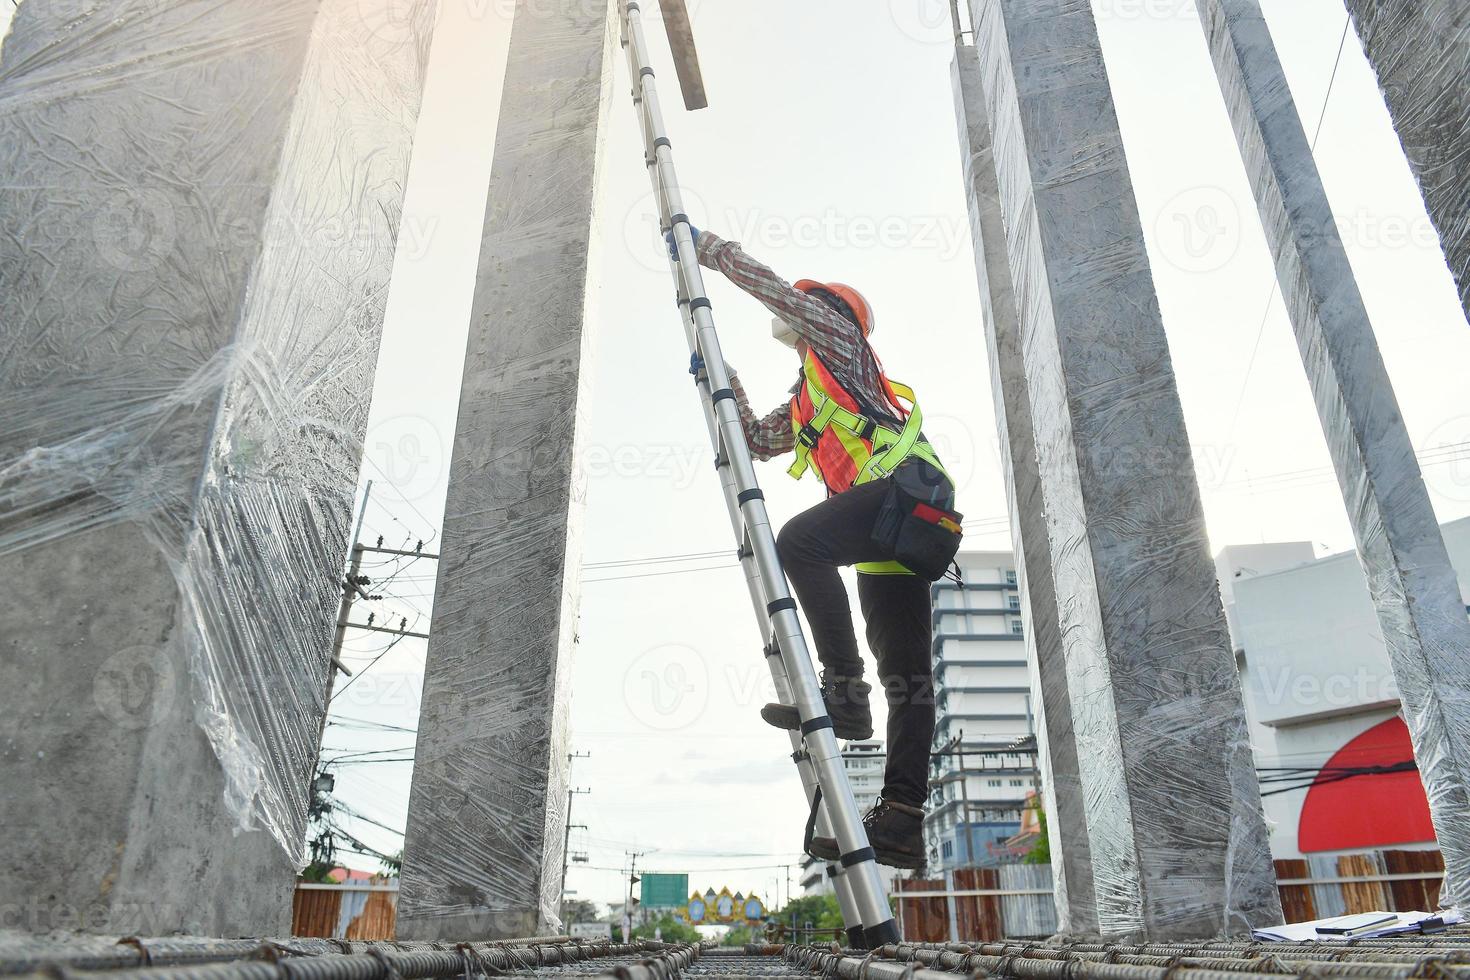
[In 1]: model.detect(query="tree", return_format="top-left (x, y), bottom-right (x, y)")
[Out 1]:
top-left (562, 898), bottom-right (601, 924)
top-left (631, 915), bottom-right (701, 944)
top-left (300, 862), bottom-right (337, 884)
top-left (774, 894), bottom-right (844, 930)
top-left (1023, 806), bottom-right (1051, 865)
top-left (720, 924), bottom-right (763, 947)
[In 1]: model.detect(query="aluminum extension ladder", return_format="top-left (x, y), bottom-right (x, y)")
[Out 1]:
top-left (616, 0), bottom-right (901, 949)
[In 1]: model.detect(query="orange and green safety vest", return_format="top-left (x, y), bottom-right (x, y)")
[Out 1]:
top-left (787, 348), bottom-right (948, 575)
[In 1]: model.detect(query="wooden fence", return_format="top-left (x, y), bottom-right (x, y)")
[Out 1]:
top-left (895, 850), bottom-right (1443, 942)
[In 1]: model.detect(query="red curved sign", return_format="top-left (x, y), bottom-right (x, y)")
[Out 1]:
top-left (1298, 716), bottom-right (1434, 852)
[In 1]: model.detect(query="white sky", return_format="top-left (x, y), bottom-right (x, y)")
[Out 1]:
top-left (7, 0), bottom-right (1467, 915)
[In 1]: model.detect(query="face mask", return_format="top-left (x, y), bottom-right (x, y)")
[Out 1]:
top-left (771, 316), bottom-right (799, 348)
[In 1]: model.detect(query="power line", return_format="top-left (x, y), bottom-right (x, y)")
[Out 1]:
top-left (328, 716), bottom-right (418, 734)
top-left (360, 455), bottom-right (441, 546)
top-left (584, 549), bottom-right (733, 570)
top-left (584, 562), bottom-right (741, 585)
top-left (1223, 14), bottom-right (1353, 447)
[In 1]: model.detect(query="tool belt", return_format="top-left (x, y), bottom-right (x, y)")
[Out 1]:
top-left (869, 456), bottom-right (964, 582)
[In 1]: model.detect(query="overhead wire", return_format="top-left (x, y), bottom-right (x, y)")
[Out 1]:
top-left (1222, 13), bottom-right (1354, 446)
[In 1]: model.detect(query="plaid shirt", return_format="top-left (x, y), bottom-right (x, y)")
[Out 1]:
top-left (697, 231), bottom-right (902, 461)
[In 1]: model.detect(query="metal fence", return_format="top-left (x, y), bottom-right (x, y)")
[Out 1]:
top-left (291, 881), bottom-right (399, 939)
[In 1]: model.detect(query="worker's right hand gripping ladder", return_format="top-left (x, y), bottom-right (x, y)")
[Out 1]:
top-left (616, 0), bottom-right (902, 949)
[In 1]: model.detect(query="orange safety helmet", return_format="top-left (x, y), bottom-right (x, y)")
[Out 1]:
top-left (794, 280), bottom-right (877, 337)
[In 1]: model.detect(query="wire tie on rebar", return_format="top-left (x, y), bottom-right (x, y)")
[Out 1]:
top-left (363, 946), bottom-right (404, 980)
top-left (260, 941), bottom-right (305, 963)
top-left (116, 938), bottom-right (152, 967)
top-left (1157, 954), bottom-right (1191, 980)
top-left (456, 942), bottom-right (498, 980)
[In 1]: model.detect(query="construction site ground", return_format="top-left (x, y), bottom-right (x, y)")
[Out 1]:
top-left (8, 930), bottom-right (1470, 980)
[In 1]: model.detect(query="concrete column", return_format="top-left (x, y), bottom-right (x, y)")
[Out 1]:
top-left (1341, 1), bottom-right (1470, 325)
top-left (396, 0), bottom-right (615, 941)
top-left (950, 43), bottom-right (1097, 935)
top-left (0, 0), bottom-right (435, 936)
top-left (1196, 0), bottom-right (1470, 908)
top-left (968, 0), bottom-right (1282, 939)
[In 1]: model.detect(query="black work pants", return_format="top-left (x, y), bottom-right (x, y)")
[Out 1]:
top-left (775, 478), bottom-right (934, 807)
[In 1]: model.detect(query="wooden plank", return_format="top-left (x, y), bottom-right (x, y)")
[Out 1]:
top-left (1274, 859), bottom-right (1315, 924)
top-left (1384, 849), bottom-right (1445, 912)
top-left (658, 0), bottom-right (708, 110)
top-left (1338, 853), bottom-right (1389, 914)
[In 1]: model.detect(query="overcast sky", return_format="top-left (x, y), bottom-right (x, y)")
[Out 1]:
top-left (8, 0), bottom-right (1466, 916)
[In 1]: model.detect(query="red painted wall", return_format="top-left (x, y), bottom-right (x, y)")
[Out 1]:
top-left (1298, 717), bottom-right (1435, 852)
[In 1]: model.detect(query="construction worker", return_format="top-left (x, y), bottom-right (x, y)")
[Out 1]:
top-left (667, 225), bottom-right (962, 870)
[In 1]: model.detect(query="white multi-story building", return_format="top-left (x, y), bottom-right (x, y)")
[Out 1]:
top-left (1218, 516), bottom-right (1470, 862)
top-left (800, 741), bottom-right (904, 896)
top-left (925, 550), bottom-right (1039, 872)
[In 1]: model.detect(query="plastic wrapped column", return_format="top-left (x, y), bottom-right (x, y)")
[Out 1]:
top-left (1342, 1), bottom-right (1470, 327)
top-left (1196, 0), bottom-right (1470, 909)
top-left (0, 0), bottom-right (436, 935)
top-left (967, 0), bottom-right (1282, 938)
top-left (396, 0), bottom-right (615, 941)
top-left (950, 43), bottom-right (1098, 935)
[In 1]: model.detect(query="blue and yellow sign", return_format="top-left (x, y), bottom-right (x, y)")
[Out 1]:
top-left (681, 886), bottom-right (765, 925)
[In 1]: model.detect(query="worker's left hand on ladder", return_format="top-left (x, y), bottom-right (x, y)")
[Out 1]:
top-left (665, 224), bottom-right (701, 262)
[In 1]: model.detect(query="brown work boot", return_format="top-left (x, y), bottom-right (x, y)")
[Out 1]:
top-left (759, 672), bottom-right (873, 740)
top-left (807, 798), bottom-right (926, 870)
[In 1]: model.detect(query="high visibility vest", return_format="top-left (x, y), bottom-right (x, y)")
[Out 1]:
top-left (786, 348), bottom-right (947, 575)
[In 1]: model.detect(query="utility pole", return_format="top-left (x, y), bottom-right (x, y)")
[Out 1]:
top-left (316, 482), bottom-right (443, 784)
top-left (316, 482), bottom-right (375, 766)
top-left (327, 480), bottom-right (374, 689)
top-left (559, 750), bottom-right (591, 921)
top-left (623, 850), bottom-right (646, 942)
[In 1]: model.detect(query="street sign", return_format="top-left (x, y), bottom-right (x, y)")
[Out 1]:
top-left (639, 872), bottom-right (689, 909)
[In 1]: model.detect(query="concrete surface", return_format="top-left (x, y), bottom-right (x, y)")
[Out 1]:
top-left (1343, 0), bottom-right (1470, 327)
top-left (950, 44), bottom-right (1098, 935)
top-left (1197, 0), bottom-right (1470, 908)
top-left (397, 0), bottom-right (616, 941)
top-left (0, 0), bottom-right (435, 936)
top-left (967, 0), bottom-right (1282, 938)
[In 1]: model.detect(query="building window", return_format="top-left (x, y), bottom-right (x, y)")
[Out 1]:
top-left (1010, 779), bottom-right (1024, 787)
top-left (1007, 595), bottom-right (1021, 611)
top-left (941, 840), bottom-right (953, 858)
top-left (1005, 570), bottom-right (1017, 586)
top-left (987, 779), bottom-right (1002, 788)
top-left (1011, 620), bottom-right (1024, 636)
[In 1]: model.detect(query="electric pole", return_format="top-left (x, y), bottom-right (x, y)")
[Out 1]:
top-left (559, 750), bottom-right (591, 921)
top-left (623, 850), bottom-right (646, 941)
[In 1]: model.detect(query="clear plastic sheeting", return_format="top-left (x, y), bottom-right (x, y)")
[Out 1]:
top-left (394, 0), bottom-right (614, 942)
top-left (950, 42), bottom-right (1098, 935)
top-left (1196, 0), bottom-right (1470, 910)
top-left (966, 0), bottom-right (1281, 939)
top-left (1344, 0), bottom-right (1470, 327)
top-left (0, 0), bottom-right (436, 916)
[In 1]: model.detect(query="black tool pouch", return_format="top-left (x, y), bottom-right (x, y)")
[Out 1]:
top-left (870, 457), bottom-right (964, 581)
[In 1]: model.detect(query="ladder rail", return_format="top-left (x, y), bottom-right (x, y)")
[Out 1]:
top-left (617, 0), bottom-right (900, 947)
top-left (619, 10), bottom-right (865, 937)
